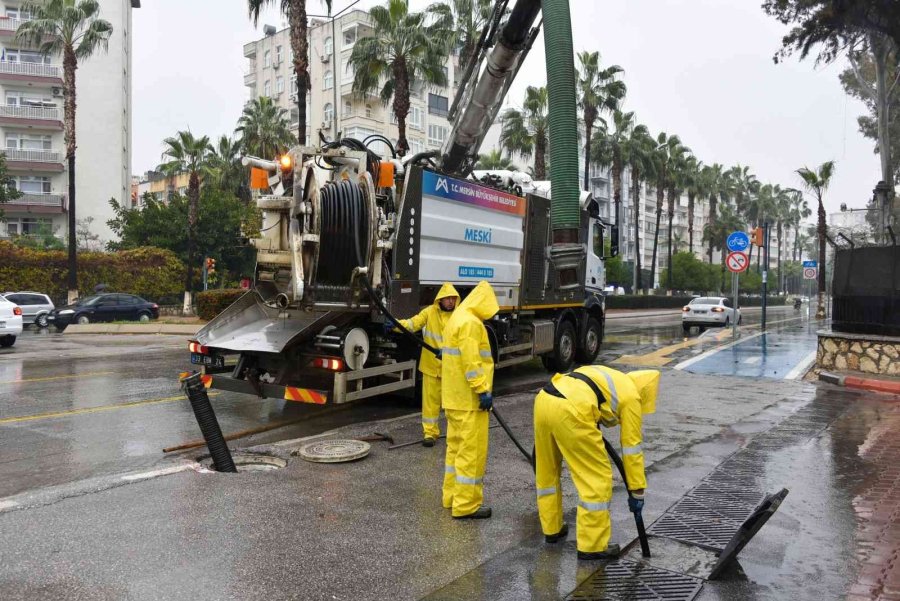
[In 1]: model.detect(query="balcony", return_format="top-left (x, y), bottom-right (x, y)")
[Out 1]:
top-left (0, 61), bottom-right (63, 84)
top-left (0, 105), bottom-right (63, 129)
top-left (243, 42), bottom-right (257, 58)
top-left (244, 71), bottom-right (256, 86)
top-left (3, 193), bottom-right (66, 213)
top-left (3, 148), bottom-right (64, 171)
top-left (0, 17), bottom-right (28, 35)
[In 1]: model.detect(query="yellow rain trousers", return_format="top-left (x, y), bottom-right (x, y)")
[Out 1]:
top-left (440, 281), bottom-right (499, 516)
top-left (533, 366), bottom-right (659, 553)
top-left (396, 283), bottom-right (460, 439)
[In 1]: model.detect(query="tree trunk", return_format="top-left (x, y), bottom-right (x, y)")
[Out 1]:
top-left (63, 46), bottom-right (78, 304)
top-left (185, 172), bottom-right (201, 315)
top-left (583, 107), bottom-right (596, 191)
top-left (666, 186), bottom-right (675, 290)
top-left (392, 59), bottom-right (411, 156)
top-left (777, 221), bottom-right (783, 294)
top-left (872, 33), bottom-right (894, 233)
top-left (649, 180), bottom-right (664, 291)
top-left (816, 196), bottom-right (827, 318)
top-left (534, 135), bottom-right (547, 181)
top-left (687, 191), bottom-right (695, 254)
top-left (289, 0), bottom-right (309, 145)
top-left (707, 194), bottom-right (717, 264)
top-left (720, 235), bottom-right (727, 293)
top-left (632, 168), bottom-right (642, 294)
top-left (612, 153), bottom-right (622, 246)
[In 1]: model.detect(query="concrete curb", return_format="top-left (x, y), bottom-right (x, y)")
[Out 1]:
top-left (818, 371), bottom-right (846, 386)
top-left (819, 370), bottom-right (900, 395)
top-left (63, 323), bottom-right (201, 336)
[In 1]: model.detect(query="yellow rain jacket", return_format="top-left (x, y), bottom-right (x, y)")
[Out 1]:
top-left (396, 283), bottom-right (460, 377)
top-left (441, 281), bottom-right (499, 410)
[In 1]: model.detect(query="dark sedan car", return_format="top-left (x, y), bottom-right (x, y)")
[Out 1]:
top-left (49, 293), bottom-right (160, 330)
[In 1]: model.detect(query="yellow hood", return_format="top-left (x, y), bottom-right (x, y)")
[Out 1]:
top-left (434, 282), bottom-right (460, 306)
top-left (627, 370), bottom-right (660, 414)
top-left (459, 281), bottom-right (499, 321)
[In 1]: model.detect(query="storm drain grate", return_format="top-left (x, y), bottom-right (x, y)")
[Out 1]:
top-left (647, 512), bottom-right (744, 551)
top-left (566, 560), bottom-right (703, 601)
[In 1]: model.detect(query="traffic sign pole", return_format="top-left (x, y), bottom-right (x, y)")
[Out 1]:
top-left (732, 271), bottom-right (739, 341)
top-left (761, 223), bottom-right (769, 332)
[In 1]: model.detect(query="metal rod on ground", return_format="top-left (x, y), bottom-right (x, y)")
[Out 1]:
top-left (388, 424), bottom-right (500, 450)
top-left (181, 372), bottom-right (237, 472)
top-left (490, 406), bottom-right (535, 471)
top-left (163, 417), bottom-right (309, 453)
top-left (604, 438), bottom-right (651, 557)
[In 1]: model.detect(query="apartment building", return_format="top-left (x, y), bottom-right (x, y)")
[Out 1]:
top-left (0, 0), bottom-right (137, 244)
top-left (242, 9), bottom-right (458, 157)
top-left (130, 170), bottom-right (190, 209)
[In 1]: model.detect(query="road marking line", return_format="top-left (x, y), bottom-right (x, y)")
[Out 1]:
top-left (673, 332), bottom-right (766, 371)
top-left (614, 327), bottom-right (732, 367)
top-left (784, 350), bottom-right (818, 380)
top-left (0, 370), bottom-right (116, 385)
top-left (0, 392), bottom-right (219, 425)
top-left (744, 356), bottom-right (762, 365)
top-left (121, 464), bottom-right (197, 482)
top-left (0, 499), bottom-right (19, 511)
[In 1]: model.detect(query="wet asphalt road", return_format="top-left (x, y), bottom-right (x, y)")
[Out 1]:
top-left (0, 305), bottom-right (800, 499)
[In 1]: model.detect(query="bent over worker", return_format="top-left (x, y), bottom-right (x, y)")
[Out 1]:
top-left (441, 281), bottom-right (499, 519)
top-left (388, 283), bottom-right (460, 446)
top-left (533, 365), bottom-right (659, 560)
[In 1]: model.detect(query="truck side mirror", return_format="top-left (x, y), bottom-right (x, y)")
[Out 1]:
top-left (608, 226), bottom-right (620, 258)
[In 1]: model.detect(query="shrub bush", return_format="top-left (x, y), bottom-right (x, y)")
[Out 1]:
top-left (605, 295), bottom-right (696, 309)
top-left (196, 288), bottom-right (247, 321)
top-left (0, 242), bottom-right (184, 304)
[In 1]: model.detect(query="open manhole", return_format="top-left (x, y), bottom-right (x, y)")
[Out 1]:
top-left (201, 453), bottom-right (287, 472)
top-left (566, 560), bottom-right (703, 601)
top-left (294, 439), bottom-right (371, 463)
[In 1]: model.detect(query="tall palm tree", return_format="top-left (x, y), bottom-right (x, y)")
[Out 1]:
top-left (773, 186), bottom-right (793, 294)
top-left (427, 0), bottom-right (493, 72)
top-left (17, 0), bottom-right (112, 303)
top-left (591, 110), bottom-right (635, 242)
top-left (703, 200), bottom-right (745, 293)
top-left (204, 135), bottom-right (246, 199)
top-left (623, 122), bottom-right (652, 293)
top-left (797, 160), bottom-right (836, 319)
top-left (236, 96), bottom-right (296, 159)
top-left (577, 51), bottom-right (626, 191)
top-left (789, 189), bottom-right (811, 262)
top-left (500, 86), bottom-right (549, 179)
top-left (349, 0), bottom-right (448, 156)
top-left (475, 148), bottom-right (516, 170)
top-left (665, 142), bottom-right (690, 290)
top-left (648, 132), bottom-right (681, 291)
top-left (247, 0), bottom-right (332, 145)
top-left (701, 163), bottom-right (727, 264)
top-left (683, 156), bottom-right (705, 255)
top-left (158, 131), bottom-right (212, 314)
top-left (728, 164), bottom-right (759, 219)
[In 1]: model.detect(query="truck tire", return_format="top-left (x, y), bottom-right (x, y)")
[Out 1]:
top-left (542, 320), bottom-right (576, 373)
top-left (575, 316), bottom-right (602, 364)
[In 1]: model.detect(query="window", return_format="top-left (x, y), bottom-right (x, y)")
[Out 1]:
top-left (5, 91), bottom-right (54, 108)
top-left (264, 80), bottom-right (271, 96)
top-left (391, 106), bottom-right (423, 130)
top-left (428, 93), bottom-right (449, 117)
top-left (324, 36), bottom-right (333, 56)
top-left (427, 124), bottom-right (447, 147)
top-left (592, 222), bottom-right (603, 257)
top-left (4, 220), bottom-right (18, 236)
top-left (276, 45), bottom-right (283, 64)
top-left (5, 8), bottom-right (32, 19)
top-left (276, 76), bottom-right (284, 93)
top-left (441, 65), bottom-right (448, 83)
top-left (291, 78), bottom-right (298, 95)
top-left (324, 102), bottom-right (334, 122)
top-left (4, 49), bottom-right (50, 64)
top-left (343, 27), bottom-right (356, 47)
top-left (6, 133), bottom-right (51, 150)
top-left (323, 70), bottom-right (333, 90)
top-left (20, 217), bottom-right (51, 235)
top-left (343, 100), bottom-right (352, 117)
top-left (409, 138), bottom-right (425, 155)
top-left (14, 175), bottom-right (51, 194)
top-left (344, 60), bottom-right (355, 83)
top-left (264, 50), bottom-right (271, 68)
top-left (365, 104), bottom-right (372, 118)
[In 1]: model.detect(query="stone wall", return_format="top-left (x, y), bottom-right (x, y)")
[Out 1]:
top-left (817, 331), bottom-right (900, 376)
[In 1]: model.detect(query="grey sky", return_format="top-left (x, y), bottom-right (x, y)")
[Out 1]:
top-left (132, 0), bottom-right (878, 215)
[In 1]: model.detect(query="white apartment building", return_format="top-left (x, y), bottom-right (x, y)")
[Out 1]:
top-left (243, 9), bottom-right (458, 158)
top-left (0, 0), bottom-right (136, 244)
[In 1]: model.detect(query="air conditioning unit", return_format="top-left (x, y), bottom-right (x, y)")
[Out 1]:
top-left (51, 87), bottom-right (62, 97)
top-left (289, 92), bottom-right (298, 102)
top-left (321, 120), bottom-right (332, 130)
top-left (320, 54), bottom-right (330, 63)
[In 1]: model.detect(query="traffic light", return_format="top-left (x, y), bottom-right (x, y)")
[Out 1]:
top-left (751, 227), bottom-right (764, 247)
top-left (206, 257), bottom-right (216, 276)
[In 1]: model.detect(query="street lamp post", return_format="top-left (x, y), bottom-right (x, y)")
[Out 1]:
top-left (874, 180), bottom-right (891, 243)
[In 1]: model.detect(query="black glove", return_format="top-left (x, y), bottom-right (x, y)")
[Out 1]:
top-left (382, 318), bottom-right (396, 334)
top-left (433, 348), bottom-right (442, 360)
top-left (479, 392), bottom-right (493, 411)
top-left (628, 495), bottom-right (644, 514)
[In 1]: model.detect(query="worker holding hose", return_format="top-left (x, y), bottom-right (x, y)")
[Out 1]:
top-left (533, 366), bottom-right (659, 560)
top-left (386, 283), bottom-right (460, 446)
top-left (440, 281), bottom-right (499, 519)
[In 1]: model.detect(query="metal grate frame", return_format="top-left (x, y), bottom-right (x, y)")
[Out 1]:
top-left (566, 560), bottom-right (703, 601)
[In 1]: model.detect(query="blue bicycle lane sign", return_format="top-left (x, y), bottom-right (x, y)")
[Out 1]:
top-left (727, 231), bottom-right (750, 253)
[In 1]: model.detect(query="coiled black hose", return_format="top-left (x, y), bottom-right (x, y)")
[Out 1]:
top-left (181, 373), bottom-right (237, 473)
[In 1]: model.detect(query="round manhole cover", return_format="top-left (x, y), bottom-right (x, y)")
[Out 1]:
top-left (295, 439), bottom-right (371, 463)
top-left (201, 453), bottom-right (287, 472)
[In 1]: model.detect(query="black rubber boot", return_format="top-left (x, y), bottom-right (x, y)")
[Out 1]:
top-left (545, 523), bottom-right (569, 543)
top-left (577, 544), bottom-right (621, 561)
top-left (453, 506), bottom-right (492, 520)
top-left (422, 437), bottom-right (436, 448)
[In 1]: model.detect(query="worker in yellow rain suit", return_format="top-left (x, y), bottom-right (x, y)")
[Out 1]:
top-left (388, 283), bottom-right (460, 446)
top-left (533, 365), bottom-right (659, 560)
top-left (441, 281), bottom-right (499, 519)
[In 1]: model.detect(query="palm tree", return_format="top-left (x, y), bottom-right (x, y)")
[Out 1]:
top-left (17, 0), bottom-right (112, 303)
top-left (683, 156), bottom-right (705, 255)
top-left (236, 97), bottom-right (296, 159)
top-left (623, 122), bottom-right (652, 293)
top-left (247, 0), bottom-right (332, 145)
top-left (796, 160), bottom-right (835, 319)
top-left (728, 164), bottom-right (759, 219)
top-left (475, 149), bottom-right (516, 170)
top-left (349, 0), bottom-right (448, 156)
top-left (665, 142), bottom-right (690, 290)
top-left (427, 0), bottom-right (493, 72)
top-left (577, 51), bottom-right (626, 191)
top-left (789, 189), bottom-right (811, 262)
top-left (648, 132), bottom-right (681, 291)
top-left (701, 163), bottom-right (727, 264)
top-left (591, 110), bottom-right (635, 242)
top-left (500, 86), bottom-right (549, 179)
top-left (773, 186), bottom-right (793, 294)
top-left (204, 135), bottom-right (246, 199)
top-left (158, 131), bottom-right (212, 315)
top-left (703, 200), bottom-right (745, 293)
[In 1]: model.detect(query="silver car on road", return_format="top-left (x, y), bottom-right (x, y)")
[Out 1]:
top-left (3, 292), bottom-right (55, 328)
top-left (682, 296), bottom-right (741, 334)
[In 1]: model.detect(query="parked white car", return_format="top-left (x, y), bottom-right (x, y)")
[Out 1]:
top-left (682, 296), bottom-right (741, 334)
top-left (0, 294), bottom-right (24, 347)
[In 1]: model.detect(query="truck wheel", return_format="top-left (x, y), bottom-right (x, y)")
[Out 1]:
top-left (542, 321), bottom-right (576, 373)
top-left (575, 317), bottom-right (601, 364)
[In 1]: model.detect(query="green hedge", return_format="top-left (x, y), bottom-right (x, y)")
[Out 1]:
top-left (0, 242), bottom-right (184, 303)
top-left (605, 294), bottom-right (788, 310)
top-left (196, 288), bottom-right (247, 321)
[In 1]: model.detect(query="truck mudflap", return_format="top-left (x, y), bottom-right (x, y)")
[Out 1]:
top-left (182, 359), bottom-right (417, 405)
